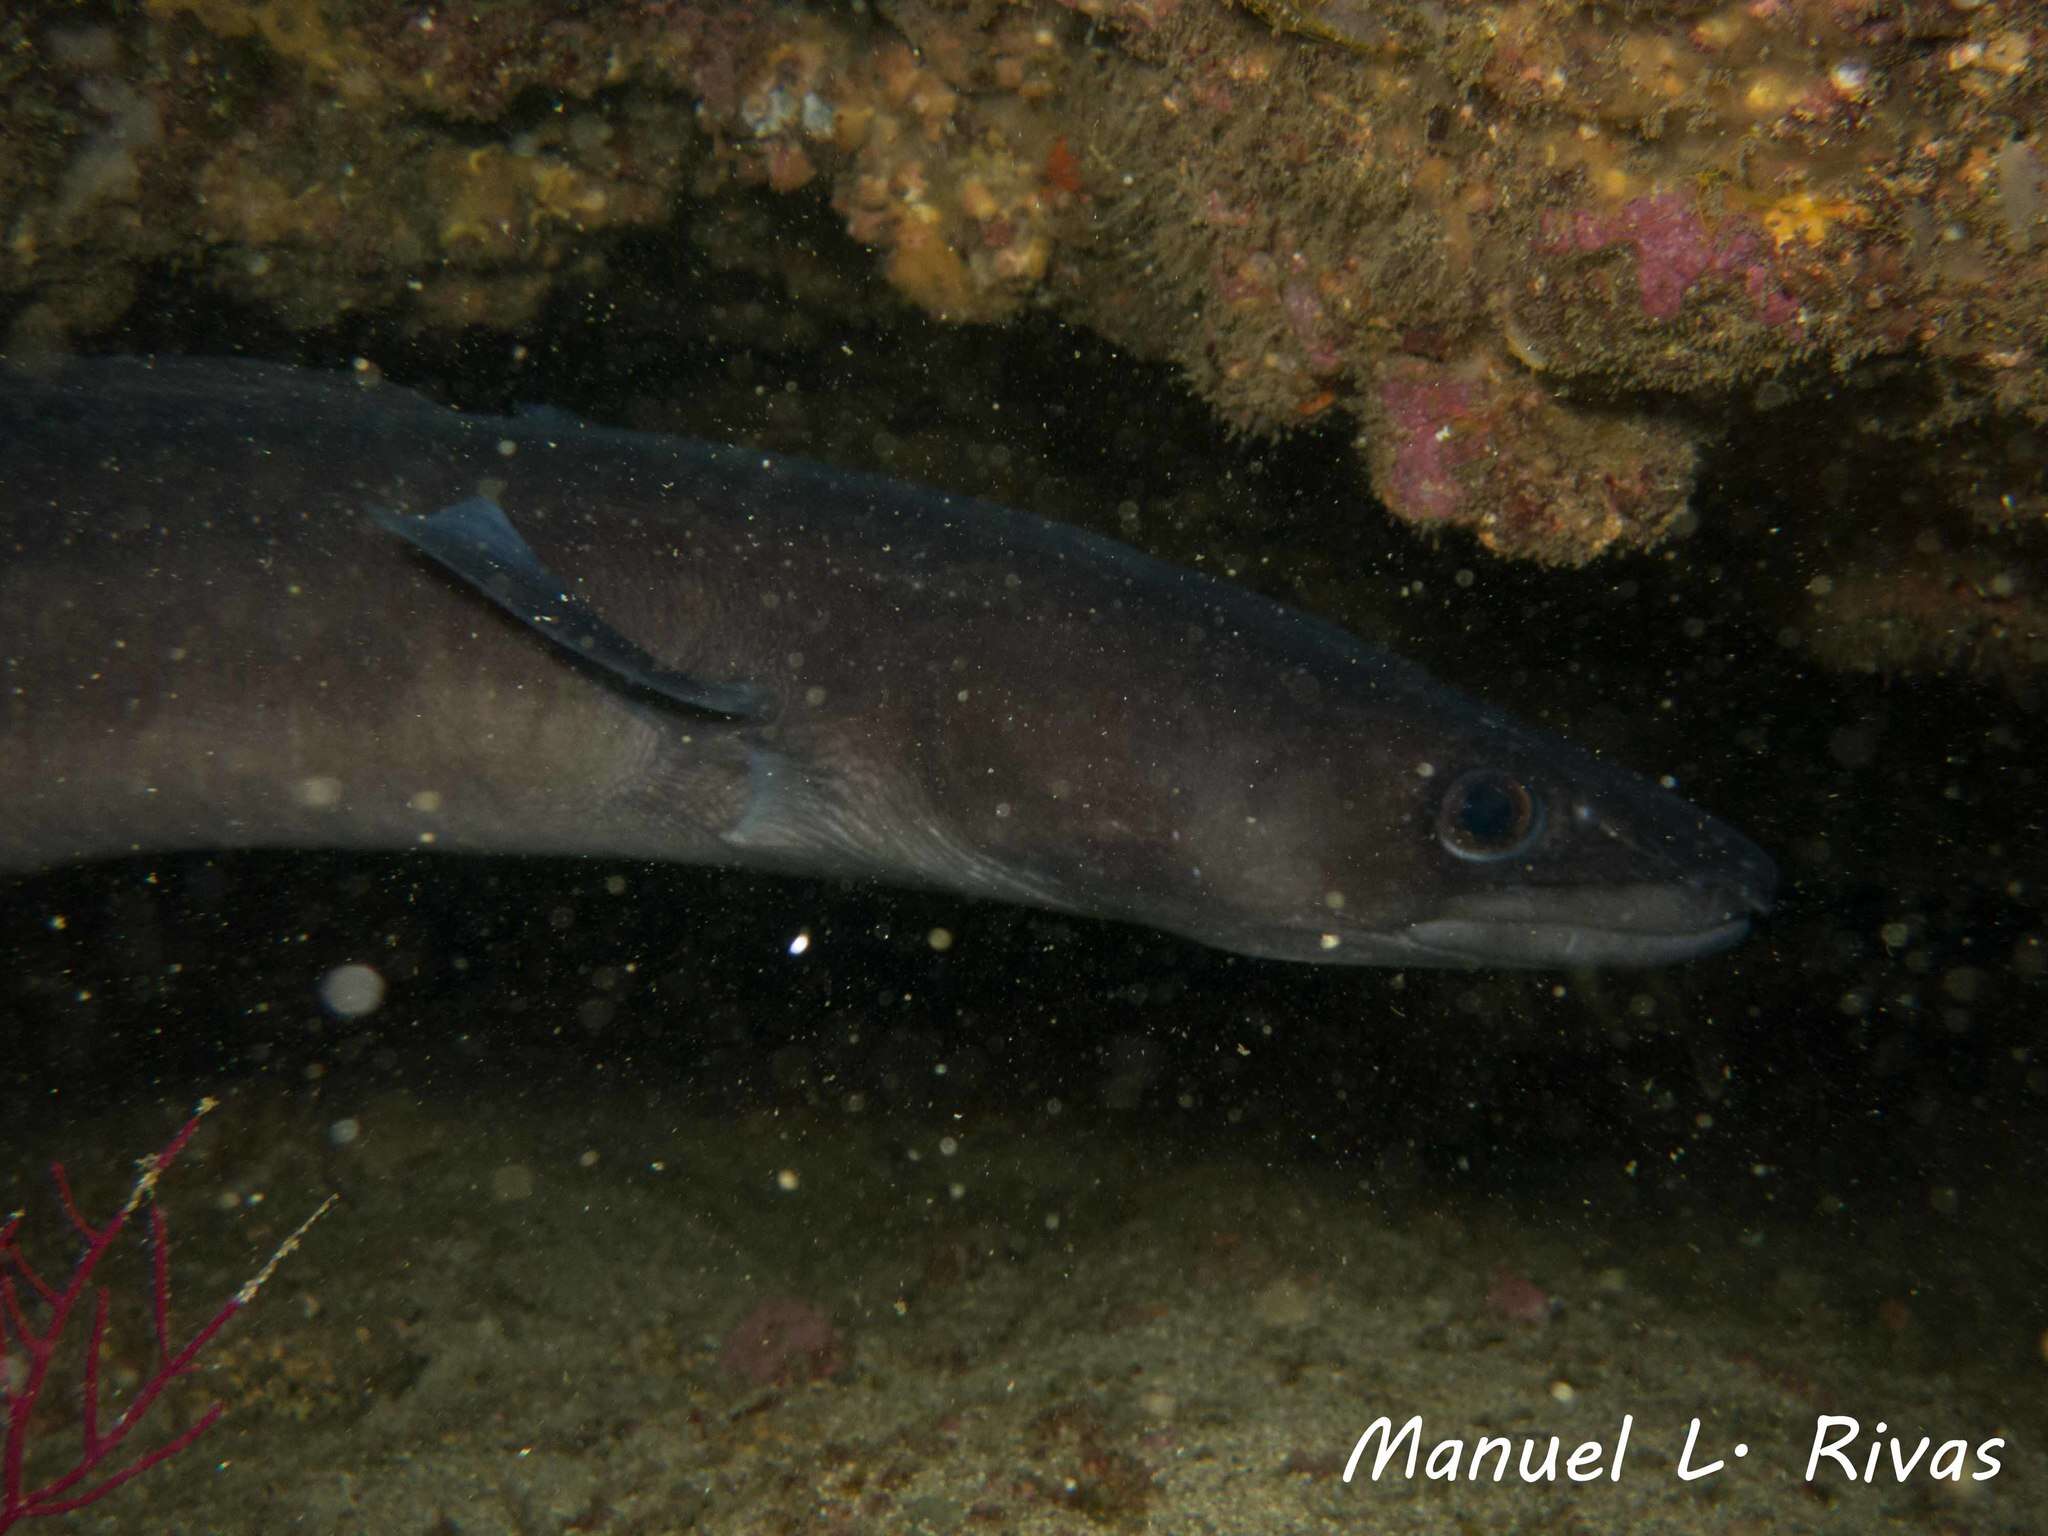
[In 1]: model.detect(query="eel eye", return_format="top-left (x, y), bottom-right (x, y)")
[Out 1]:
top-left (1437, 769), bottom-right (1544, 862)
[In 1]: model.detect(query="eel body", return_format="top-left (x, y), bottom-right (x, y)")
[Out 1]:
top-left (0, 357), bottom-right (1775, 967)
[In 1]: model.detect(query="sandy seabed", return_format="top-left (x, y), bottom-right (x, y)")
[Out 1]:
top-left (3, 1069), bottom-right (2033, 1536)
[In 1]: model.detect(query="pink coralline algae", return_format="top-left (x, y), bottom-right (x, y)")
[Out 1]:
top-left (1364, 352), bottom-right (1699, 562)
top-left (718, 1296), bottom-right (846, 1388)
top-left (1542, 193), bottom-right (1800, 328)
top-left (1376, 368), bottom-right (1485, 523)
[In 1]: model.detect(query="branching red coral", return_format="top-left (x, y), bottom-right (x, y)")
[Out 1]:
top-left (0, 1101), bottom-right (334, 1533)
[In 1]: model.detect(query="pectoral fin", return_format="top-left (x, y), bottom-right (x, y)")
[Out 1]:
top-left (377, 496), bottom-right (769, 720)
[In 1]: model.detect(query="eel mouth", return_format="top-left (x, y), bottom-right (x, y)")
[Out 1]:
top-left (1397, 874), bottom-right (1773, 969)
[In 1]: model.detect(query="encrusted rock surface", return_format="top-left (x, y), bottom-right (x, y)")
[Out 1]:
top-left (2, 0), bottom-right (2042, 672)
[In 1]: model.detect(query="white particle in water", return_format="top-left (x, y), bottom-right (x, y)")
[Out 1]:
top-left (318, 963), bottom-right (386, 1019)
